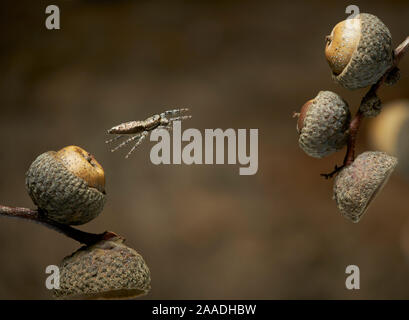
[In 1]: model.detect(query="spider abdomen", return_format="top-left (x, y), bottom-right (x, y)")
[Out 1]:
top-left (108, 121), bottom-right (145, 134)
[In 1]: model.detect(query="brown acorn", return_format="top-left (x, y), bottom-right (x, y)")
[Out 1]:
top-left (333, 151), bottom-right (397, 223)
top-left (25, 145), bottom-right (106, 225)
top-left (53, 237), bottom-right (151, 299)
top-left (297, 91), bottom-right (351, 158)
top-left (325, 13), bottom-right (393, 89)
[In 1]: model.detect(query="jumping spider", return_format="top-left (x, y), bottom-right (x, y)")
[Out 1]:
top-left (106, 108), bottom-right (191, 158)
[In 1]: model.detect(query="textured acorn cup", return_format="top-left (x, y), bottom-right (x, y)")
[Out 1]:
top-left (25, 146), bottom-right (106, 225)
top-left (297, 91), bottom-right (351, 158)
top-left (333, 151), bottom-right (397, 223)
top-left (325, 13), bottom-right (393, 90)
top-left (53, 237), bottom-right (151, 299)
top-left (360, 94), bottom-right (382, 118)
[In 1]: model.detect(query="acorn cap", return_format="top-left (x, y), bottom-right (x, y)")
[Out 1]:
top-left (333, 151), bottom-right (397, 223)
top-left (298, 91), bottom-right (351, 158)
top-left (359, 94), bottom-right (382, 118)
top-left (331, 13), bottom-right (393, 90)
top-left (25, 151), bottom-right (106, 225)
top-left (53, 237), bottom-right (151, 299)
top-left (385, 67), bottom-right (400, 86)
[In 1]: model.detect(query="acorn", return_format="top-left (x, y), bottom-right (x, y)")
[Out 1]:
top-left (53, 236), bottom-right (151, 299)
top-left (297, 91), bottom-right (351, 158)
top-left (325, 13), bottom-right (393, 90)
top-left (360, 94), bottom-right (382, 118)
top-left (333, 151), bottom-right (397, 223)
top-left (368, 100), bottom-right (409, 180)
top-left (385, 67), bottom-right (400, 86)
top-left (25, 145), bottom-right (106, 225)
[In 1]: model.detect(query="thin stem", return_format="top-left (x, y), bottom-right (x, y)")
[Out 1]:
top-left (394, 36), bottom-right (409, 63)
top-left (344, 109), bottom-right (364, 166)
top-left (0, 205), bottom-right (118, 246)
top-left (322, 36), bottom-right (409, 178)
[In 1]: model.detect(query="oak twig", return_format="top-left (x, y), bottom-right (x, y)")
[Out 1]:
top-left (0, 205), bottom-right (119, 246)
top-left (321, 36), bottom-right (409, 179)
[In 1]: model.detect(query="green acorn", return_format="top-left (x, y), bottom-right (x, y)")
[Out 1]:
top-left (297, 91), bottom-right (351, 158)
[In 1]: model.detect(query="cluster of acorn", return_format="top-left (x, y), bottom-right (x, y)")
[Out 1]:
top-left (295, 13), bottom-right (400, 223)
top-left (25, 145), bottom-right (151, 299)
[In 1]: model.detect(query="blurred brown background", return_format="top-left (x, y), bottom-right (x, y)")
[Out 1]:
top-left (0, 0), bottom-right (408, 299)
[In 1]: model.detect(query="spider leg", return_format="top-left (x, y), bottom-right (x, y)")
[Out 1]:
top-left (155, 125), bottom-right (173, 133)
top-left (161, 108), bottom-right (189, 118)
top-left (111, 134), bottom-right (141, 153)
top-left (125, 131), bottom-right (149, 159)
top-left (168, 115), bottom-right (192, 122)
top-left (105, 135), bottom-right (124, 144)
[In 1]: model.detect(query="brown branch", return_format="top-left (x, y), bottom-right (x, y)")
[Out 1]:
top-left (0, 205), bottom-right (119, 246)
top-left (344, 109), bottom-right (364, 166)
top-left (394, 36), bottom-right (409, 64)
top-left (321, 36), bottom-right (409, 179)
top-left (320, 164), bottom-right (345, 179)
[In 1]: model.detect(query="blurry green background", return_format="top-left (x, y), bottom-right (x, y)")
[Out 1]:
top-left (0, 0), bottom-right (408, 299)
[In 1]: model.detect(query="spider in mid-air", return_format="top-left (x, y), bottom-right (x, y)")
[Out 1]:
top-left (106, 108), bottom-right (192, 158)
